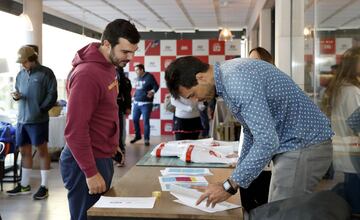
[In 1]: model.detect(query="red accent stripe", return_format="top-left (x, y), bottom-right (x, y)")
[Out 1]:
top-left (156, 143), bottom-right (165, 157)
top-left (185, 145), bottom-right (195, 162)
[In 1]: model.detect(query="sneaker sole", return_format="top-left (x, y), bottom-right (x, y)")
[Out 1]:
top-left (7, 191), bottom-right (32, 196)
top-left (33, 194), bottom-right (49, 200)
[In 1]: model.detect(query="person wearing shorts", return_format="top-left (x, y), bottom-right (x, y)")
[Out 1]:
top-left (7, 46), bottom-right (57, 200)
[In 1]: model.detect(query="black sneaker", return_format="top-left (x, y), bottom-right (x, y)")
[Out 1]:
top-left (6, 184), bottom-right (31, 196)
top-left (144, 141), bottom-right (150, 146)
top-left (33, 186), bottom-right (49, 200)
top-left (130, 137), bottom-right (141, 144)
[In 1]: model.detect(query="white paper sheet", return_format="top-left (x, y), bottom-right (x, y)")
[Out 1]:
top-left (169, 185), bottom-right (241, 213)
top-left (93, 196), bottom-right (156, 209)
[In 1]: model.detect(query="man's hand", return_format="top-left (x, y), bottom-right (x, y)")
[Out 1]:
top-left (147, 90), bottom-right (155, 98)
top-left (11, 91), bottom-right (21, 101)
top-left (86, 172), bottom-right (107, 195)
top-left (125, 108), bottom-right (131, 115)
top-left (195, 183), bottom-right (232, 208)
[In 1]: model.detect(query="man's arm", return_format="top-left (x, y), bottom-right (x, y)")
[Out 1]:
top-left (226, 74), bottom-right (279, 188)
top-left (64, 73), bottom-right (99, 178)
top-left (347, 107), bottom-right (360, 133)
top-left (39, 69), bottom-right (58, 112)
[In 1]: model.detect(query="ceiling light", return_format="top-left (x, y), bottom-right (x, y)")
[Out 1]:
top-left (219, 28), bottom-right (233, 41)
top-left (19, 13), bottom-right (33, 31)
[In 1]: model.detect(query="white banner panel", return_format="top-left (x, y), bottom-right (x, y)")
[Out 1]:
top-left (161, 40), bottom-right (177, 56)
top-left (192, 40), bottom-right (209, 55)
top-left (225, 39), bottom-right (241, 55)
top-left (144, 56), bottom-right (161, 72)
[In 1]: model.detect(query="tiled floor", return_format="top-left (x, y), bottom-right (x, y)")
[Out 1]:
top-left (0, 136), bottom-right (173, 220)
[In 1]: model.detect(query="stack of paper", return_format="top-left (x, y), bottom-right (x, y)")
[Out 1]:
top-left (159, 176), bottom-right (208, 191)
top-left (169, 185), bottom-right (241, 213)
top-left (160, 167), bottom-right (213, 176)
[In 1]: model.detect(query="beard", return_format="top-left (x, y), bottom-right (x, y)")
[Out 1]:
top-left (109, 49), bottom-right (129, 67)
top-left (198, 84), bottom-right (216, 102)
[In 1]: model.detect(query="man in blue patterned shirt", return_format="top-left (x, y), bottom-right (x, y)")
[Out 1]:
top-left (165, 56), bottom-right (333, 208)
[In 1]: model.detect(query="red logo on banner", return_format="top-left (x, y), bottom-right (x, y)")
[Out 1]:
top-left (145, 40), bottom-right (160, 55)
top-left (161, 120), bottom-right (173, 135)
top-left (195, 56), bottom-right (209, 64)
top-left (129, 56), bottom-right (144, 71)
top-left (209, 39), bottom-right (225, 55)
top-left (320, 38), bottom-right (335, 54)
top-left (161, 56), bottom-right (176, 71)
top-left (177, 40), bottom-right (192, 55)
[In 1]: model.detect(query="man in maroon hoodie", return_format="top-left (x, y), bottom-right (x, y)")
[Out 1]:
top-left (60, 19), bottom-right (140, 220)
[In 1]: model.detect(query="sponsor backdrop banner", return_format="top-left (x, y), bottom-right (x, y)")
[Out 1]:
top-left (126, 39), bottom-right (241, 136)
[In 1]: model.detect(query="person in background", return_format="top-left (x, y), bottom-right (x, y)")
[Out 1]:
top-left (171, 96), bottom-right (205, 140)
top-left (130, 64), bottom-right (159, 146)
top-left (248, 47), bottom-right (274, 64)
top-left (60, 19), bottom-right (140, 220)
top-left (199, 102), bottom-right (210, 139)
top-left (7, 46), bottom-right (57, 200)
top-left (165, 56), bottom-right (333, 208)
top-left (323, 47), bottom-right (360, 214)
top-left (115, 66), bottom-right (132, 166)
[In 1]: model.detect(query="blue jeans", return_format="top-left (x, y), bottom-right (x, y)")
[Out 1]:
top-left (60, 146), bottom-right (114, 220)
top-left (132, 103), bottom-right (152, 141)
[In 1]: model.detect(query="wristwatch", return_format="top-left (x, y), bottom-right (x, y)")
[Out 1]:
top-left (222, 178), bottom-right (237, 195)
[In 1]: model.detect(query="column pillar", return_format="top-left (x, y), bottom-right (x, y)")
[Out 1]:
top-left (275, 0), bottom-right (305, 88)
top-left (23, 0), bottom-right (43, 62)
top-left (259, 8), bottom-right (271, 52)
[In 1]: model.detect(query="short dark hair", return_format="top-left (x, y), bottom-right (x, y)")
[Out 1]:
top-left (135, 64), bottom-right (145, 71)
top-left (101, 19), bottom-right (140, 48)
top-left (249, 47), bottom-right (274, 64)
top-left (165, 56), bottom-right (209, 99)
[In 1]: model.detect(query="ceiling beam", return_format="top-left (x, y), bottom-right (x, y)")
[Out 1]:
top-left (340, 15), bottom-right (360, 27)
top-left (320, 0), bottom-right (357, 25)
top-left (176, 0), bottom-right (195, 29)
top-left (212, 0), bottom-right (221, 27)
top-left (43, 5), bottom-right (102, 33)
top-left (64, 0), bottom-right (110, 23)
top-left (137, 0), bottom-right (172, 30)
top-left (101, 0), bottom-right (146, 29)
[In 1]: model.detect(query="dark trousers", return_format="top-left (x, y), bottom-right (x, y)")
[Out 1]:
top-left (60, 146), bottom-right (114, 220)
top-left (199, 108), bottom-right (209, 137)
top-left (132, 103), bottom-right (152, 141)
top-left (175, 132), bottom-right (200, 140)
top-left (240, 171), bottom-right (272, 211)
top-left (344, 173), bottom-right (360, 214)
top-left (118, 112), bottom-right (125, 153)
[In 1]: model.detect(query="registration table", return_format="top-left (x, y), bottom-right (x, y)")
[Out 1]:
top-left (87, 166), bottom-right (243, 220)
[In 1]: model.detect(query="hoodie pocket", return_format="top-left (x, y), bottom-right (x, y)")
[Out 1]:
top-left (107, 121), bottom-right (118, 146)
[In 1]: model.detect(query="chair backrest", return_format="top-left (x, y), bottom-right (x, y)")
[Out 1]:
top-left (249, 191), bottom-right (351, 220)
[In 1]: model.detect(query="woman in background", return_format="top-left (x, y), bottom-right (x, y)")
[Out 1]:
top-left (171, 96), bottom-right (205, 140)
top-left (249, 47), bottom-right (274, 64)
top-left (323, 47), bottom-right (360, 214)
